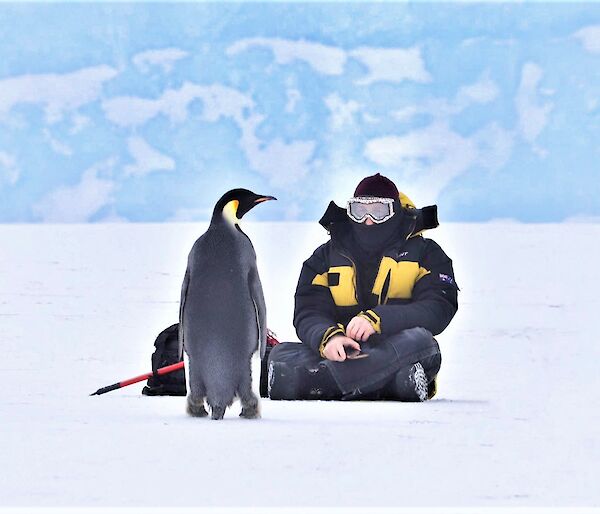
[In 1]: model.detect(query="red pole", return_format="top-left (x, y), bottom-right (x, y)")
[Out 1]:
top-left (90, 361), bottom-right (185, 396)
top-left (90, 329), bottom-right (280, 396)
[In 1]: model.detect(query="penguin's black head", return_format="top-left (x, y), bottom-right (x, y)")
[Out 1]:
top-left (213, 188), bottom-right (277, 225)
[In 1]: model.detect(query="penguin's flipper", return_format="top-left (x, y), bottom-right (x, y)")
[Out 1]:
top-left (248, 266), bottom-right (267, 359)
top-left (178, 267), bottom-right (190, 357)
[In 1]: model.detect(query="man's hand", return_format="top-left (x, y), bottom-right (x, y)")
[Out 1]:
top-left (346, 316), bottom-right (375, 342)
top-left (323, 335), bottom-right (361, 362)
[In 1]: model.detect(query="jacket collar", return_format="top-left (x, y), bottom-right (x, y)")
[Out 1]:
top-left (318, 200), bottom-right (439, 243)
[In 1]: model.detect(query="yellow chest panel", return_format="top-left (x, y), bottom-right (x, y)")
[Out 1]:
top-left (312, 265), bottom-right (358, 306)
top-left (312, 256), bottom-right (430, 307)
top-left (372, 257), bottom-right (430, 303)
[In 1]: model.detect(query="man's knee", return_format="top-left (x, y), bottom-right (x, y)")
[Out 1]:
top-left (400, 327), bottom-right (436, 347)
top-left (378, 328), bottom-right (441, 401)
top-left (268, 341), bottom-right (297, 362)
top-left (397, 328), bottom-right (441, 380)
top-left (268, 341), bottom-right (320, 367)
top-left (382, 327), bottom-right (439, 361)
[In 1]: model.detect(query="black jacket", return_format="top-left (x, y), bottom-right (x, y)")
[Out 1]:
top-left (293, 199), bottom-right (459, 355)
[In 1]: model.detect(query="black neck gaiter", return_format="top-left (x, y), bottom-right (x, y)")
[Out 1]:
top-left (348, 202), bottom-right (404, 308)
top-left (349, 201), bottom-right (403, 258)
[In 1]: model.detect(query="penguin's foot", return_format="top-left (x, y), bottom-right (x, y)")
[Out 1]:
top-left (239, 393), bottom-right (261, 419)
top-left (239, 404), bottom-right (261, 419)
top-left (210, 405), bottom-right (226, 420)
top-left (186, 396), bottom-right (208, 417)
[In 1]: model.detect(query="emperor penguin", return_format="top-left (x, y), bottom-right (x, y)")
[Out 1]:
top-left (179, 188), bottom-right (275, 420)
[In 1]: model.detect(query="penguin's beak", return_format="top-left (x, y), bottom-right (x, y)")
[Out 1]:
top-left (254, 196), bottom-right (277, 203)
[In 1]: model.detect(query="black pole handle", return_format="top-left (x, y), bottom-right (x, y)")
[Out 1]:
top-left (90, 382), bottom-right (121, 396)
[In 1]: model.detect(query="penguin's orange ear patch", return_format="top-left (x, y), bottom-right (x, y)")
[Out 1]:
top-left (223, 199), bottom-right (240, 224)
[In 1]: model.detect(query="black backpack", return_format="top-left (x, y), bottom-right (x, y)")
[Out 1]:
top-left (141, 323), bottom-right (187, 396)
top-left (141, 323), bottom-right (275, 397)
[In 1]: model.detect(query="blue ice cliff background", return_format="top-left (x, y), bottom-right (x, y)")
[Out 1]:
top-left (1, 2), bottom-right (599, 223)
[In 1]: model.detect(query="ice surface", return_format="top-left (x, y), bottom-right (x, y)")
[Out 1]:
top-left (0, 222), bottom-right (598, 507)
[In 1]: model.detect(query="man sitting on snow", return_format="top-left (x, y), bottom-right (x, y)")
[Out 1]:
top-left (266, 173), bottom-right (458, 401)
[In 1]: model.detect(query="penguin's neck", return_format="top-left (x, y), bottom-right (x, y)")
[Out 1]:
top-left (210, 199), bottom-right (240, 230)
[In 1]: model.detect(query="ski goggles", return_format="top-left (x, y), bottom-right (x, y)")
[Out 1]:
top-left (346, 197), bottom-right (395, 224)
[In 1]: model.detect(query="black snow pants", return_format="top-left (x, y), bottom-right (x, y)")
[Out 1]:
top-left (267, 327), bottom-right (441, 400)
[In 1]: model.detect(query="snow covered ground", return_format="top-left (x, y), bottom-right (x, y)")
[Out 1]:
top-left (0, 221), bottom-right (598, 508)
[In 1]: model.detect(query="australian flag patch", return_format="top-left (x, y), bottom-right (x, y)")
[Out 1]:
top-left (439, 273), bottom-right (454, 285)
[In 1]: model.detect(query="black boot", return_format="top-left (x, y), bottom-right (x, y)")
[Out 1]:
top-left (259, 345), bottom-right (272, 398)
top-left (267, 361), bottom-right (297, 400)
top-left (268, 361), bottom-right (341, 401)
top-left (387, 362), bottom-right (429, 402)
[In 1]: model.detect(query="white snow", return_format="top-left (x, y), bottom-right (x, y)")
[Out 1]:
top-left (102, 82), bottom-right (253, 128)
top-left (285, 87), bottom-right (302, 114)
top-left (349, 47), bottom-right (432, 85)
top-left (0, 65), bottom-right (118, 124)
top-left (325, 93), bottom-right (361, 130)
top-left (516, 63), bottom-right (553, 144)
top-left (364, 122), bottom-right (478, 206)
top-left (226, 38), bottom-right (347, 76)
top-left (226, 39), bottom-right (431, 86)
top-left (456, 73), bottom-right (499, 105)
top-left (124, 136), bottom-right (176, 178)
top-left (364, 119), bottom-right (517, 205)
top-left (0, 151), bottom-right (20, 185)
top-left (32, 160), bottom-right (117, 223)
top-left (573, 25), bottom-right (600, 54)
top-left (238, 114), bottom-right (315, 189)
top-left (132, 48), bottom-right (189, 74)
top-left (43, 129), bottom-right (74, 157)
top-left (0, 222), bottom-right (598, 508)
top-left (392, 73), bottom-right (499, 123)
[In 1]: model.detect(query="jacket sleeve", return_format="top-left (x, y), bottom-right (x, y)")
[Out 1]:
top-left (369, 239), bottom-right (459, 336)
top-left (293, 244), bottom-right (345, 355)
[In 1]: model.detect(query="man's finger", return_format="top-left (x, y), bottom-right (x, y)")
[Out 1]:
top-left (348, 339), bottom-right (361, 351)
top-left (346, 321), bottom-right (357, 339)
top-left (338, 345), bottom-right (347, 361)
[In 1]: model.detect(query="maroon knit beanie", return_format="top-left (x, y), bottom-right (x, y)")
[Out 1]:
top-left (353, 173), bottom-right (399, 199)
